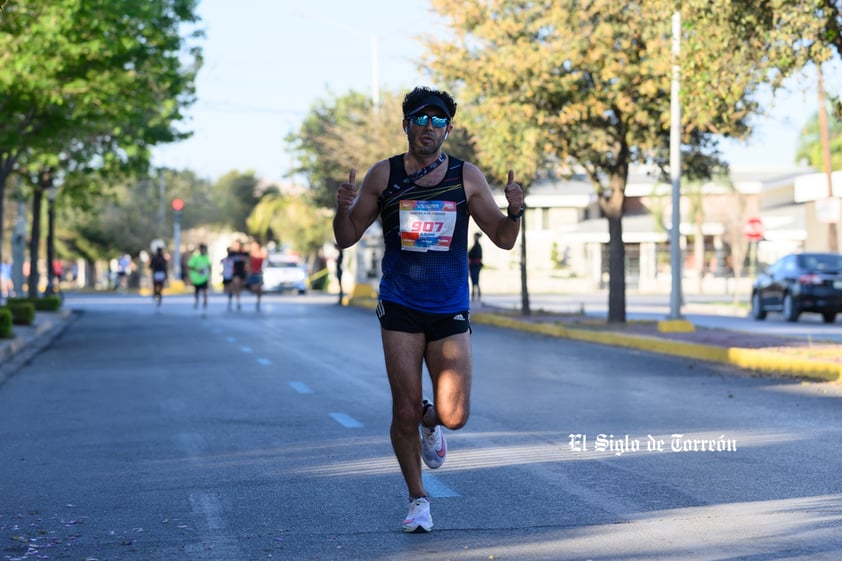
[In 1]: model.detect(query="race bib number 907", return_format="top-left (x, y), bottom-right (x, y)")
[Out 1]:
top-left (399, 200), bottom-right (457, 252)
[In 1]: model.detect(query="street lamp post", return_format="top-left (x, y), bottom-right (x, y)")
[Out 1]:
top-left (45, 185), bottom-right (58, 296)
top-left (668, 10), bottom-right (684, 320)
top-left (172, 198), bottom-right (184, 281)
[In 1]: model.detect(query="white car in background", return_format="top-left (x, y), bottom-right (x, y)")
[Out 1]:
top-left (262, 253), bottom-right (308, 295)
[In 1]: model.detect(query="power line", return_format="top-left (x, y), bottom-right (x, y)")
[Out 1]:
top-left (193, 99), bottom-right (308, 116)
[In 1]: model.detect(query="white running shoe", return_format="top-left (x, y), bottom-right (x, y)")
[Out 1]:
top-left (403, 497), bottom-right (433, 533)
top-left (419, 399), bottom-right (447, 469)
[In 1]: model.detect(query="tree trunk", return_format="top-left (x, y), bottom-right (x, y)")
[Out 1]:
top-left (519, 210), bottom-right (530, 316)
top-left (27, 186), bottom-right (43, 298)
top-left (27, 168), bottom-right (54, 298)
top-left (0, 160), bottom-right (12, 273)
top-left (607, 213), bottom-right (626, 323)
top-left (85, 258), bottom-right (98, 289)
top-left (0, 177), bottom-right (5, 275)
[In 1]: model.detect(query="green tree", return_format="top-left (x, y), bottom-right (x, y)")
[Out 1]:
top-left (286, 90), bottom-right (477, 209)
top-left (213, 171), bottom-right (262, 233)
top-left (57, 168), bottom-right (215, 286)
top-left (247, 192), bottom-right (333, 259)
top-left (0, 0), bottom-right (202, 272)
top-left (796, 110), bottom-right (842, 169)
top-left (423, 0), bottom-right (824, 323)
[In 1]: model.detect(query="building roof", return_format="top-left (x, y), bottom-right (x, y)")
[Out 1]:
top-left (558, 213), bottom-right (726, 243)
top-left (730, 166), bottom-right (817, 195)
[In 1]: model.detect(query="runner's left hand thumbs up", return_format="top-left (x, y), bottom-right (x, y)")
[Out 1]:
top-left (504, 170), bottom-right (523, 215)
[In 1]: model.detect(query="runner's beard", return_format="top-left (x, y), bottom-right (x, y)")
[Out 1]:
top-left (410, 132), bottom-right (444, 157)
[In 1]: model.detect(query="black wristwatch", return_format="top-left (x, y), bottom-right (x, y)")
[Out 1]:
top-left (507, 207), bottom-right (524, 222)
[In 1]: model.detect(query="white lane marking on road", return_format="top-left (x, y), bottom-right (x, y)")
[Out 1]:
top-left (257, 357), bottom-right (272, 366)
top-left (240, 346), bottom-right (253, 353)
top-left (329, 412), bottom-right (363, 428)
top-left (259, 326), bottom-right (391, 398)
top-left (422, 474), bottom-right (459, 498)
top-left (190, 493), bottom-right (225, 530)
top-left (289, 381), bottom-right (312, 394)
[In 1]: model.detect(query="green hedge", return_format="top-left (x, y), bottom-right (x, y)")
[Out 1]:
top-left (6, 301), bottom-right (35, 326)
top-left (36, 295), bottom-right (62, 311)
top-left (0, 307), bottom-right (13, 338)
top-left (5, 295), bottom-right (62, 311)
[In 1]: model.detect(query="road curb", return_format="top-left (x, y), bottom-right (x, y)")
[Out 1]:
top-left (347, 297), bottom-right (840, 383)
top-left (0, 308), bottom-right (75, 384)
top-left (470, 312), bottom-right (842, 383)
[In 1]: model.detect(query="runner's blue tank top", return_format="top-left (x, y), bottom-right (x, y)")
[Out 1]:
top-left (377, 154), bottom-right (470, 313)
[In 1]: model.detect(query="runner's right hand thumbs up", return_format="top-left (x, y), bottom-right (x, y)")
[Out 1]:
top-left (337, 169), bottom-right (357, 211)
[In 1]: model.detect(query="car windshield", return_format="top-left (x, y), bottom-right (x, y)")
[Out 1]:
top-left (266, 254), bottom-right (301, 267)
top-left (797, 254), bottom-right (842, 272)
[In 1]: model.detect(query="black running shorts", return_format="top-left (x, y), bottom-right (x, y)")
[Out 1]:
top-left (376, 299), bottom-right (470, 342)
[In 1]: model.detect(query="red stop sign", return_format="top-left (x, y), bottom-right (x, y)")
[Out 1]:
top-left (743, 216), bottom-right (764, 241)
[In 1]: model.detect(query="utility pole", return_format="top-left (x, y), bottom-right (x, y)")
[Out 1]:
top-left (816, 64), bottom-right (838, 252)
top-left (371, 34), bottom-right (379, 115)
top-left (668, 11), bottom-right (683, 320)
top-left (159, 168), bottom-right (166, 238)
top-left (172, 198), bottom-right (183, 281)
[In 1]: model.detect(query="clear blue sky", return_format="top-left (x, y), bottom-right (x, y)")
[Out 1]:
top-left (152, 0), bottom-right (836, 182)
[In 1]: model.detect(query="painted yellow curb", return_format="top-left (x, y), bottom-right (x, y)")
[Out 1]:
top-left (349, 296), bottom-right (378, 309)
top-left (350, 284), bottom-right (377, 300)
top-left (657, 319), bottom-right (696, 333)
top-left (470, 312), bottom-right (842, 383)
top-left (138, 285), bottom-right (192, 296)
top-left (343, 298), bottom-right (841, 382)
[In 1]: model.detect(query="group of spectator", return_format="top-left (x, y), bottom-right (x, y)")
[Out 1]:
top-left (0, 258), bottom-right (76, 298)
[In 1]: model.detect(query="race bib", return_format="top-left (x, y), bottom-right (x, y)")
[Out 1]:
top-left (153, 271), bottom-right (166, 282)
top-left (399, 200), bottom-right (457, 252)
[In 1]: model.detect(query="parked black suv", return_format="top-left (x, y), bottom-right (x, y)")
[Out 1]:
top-left (751, 252), bottom-right (842, 323)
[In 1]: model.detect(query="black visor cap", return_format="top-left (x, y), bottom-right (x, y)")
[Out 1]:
top-left (406, 95), bottom-right (452, 119)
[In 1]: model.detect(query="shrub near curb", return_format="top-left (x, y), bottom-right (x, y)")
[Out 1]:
top-left (34, 295), bottom-right (62, 311)
top-left (7, 301), bottom-right (35, 326)
top-left (6, 295), bottom-right (62, 311)
top-left (0, 307), bottom-right (13, 338)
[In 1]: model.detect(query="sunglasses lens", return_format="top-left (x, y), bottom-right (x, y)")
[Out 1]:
top-left (410, 114), bottom-right (449, 128)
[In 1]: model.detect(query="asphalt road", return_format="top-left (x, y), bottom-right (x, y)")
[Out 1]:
top-left (1, 293), bottom-right (841, 560)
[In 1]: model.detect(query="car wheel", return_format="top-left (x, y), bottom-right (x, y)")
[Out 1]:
top-left (751, 292), bottom-right (767, 320)
top-left (783, 293), bottom-right (801, 322)
top-left (822, 312), bottom-right (837, 324)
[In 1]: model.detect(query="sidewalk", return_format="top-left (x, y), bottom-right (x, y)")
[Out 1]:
top-left (0, 308), bottom-right (76, 385)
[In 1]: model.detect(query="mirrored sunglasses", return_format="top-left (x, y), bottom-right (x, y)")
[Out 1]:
top-left (408, 114), bottom-right (449, 128)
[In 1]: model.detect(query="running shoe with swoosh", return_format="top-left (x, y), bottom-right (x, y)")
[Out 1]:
top-left (403, 496), bottom-right (433, 533)
top-left (419, 398), bottom-right (447, 469)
